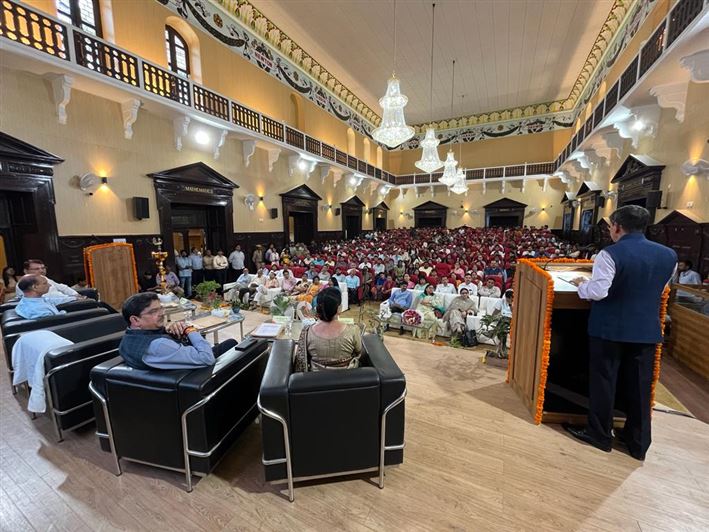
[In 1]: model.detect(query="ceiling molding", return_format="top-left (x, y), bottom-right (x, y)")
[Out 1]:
top-left (163, 0), bottom-right (657, 149)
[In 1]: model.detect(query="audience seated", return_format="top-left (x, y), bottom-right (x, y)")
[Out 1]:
top-left (345, 269), bottom-right (361, 305)
top-left (294, 287), bottom-right (361, 372)
top-left (15, 275), bottom-right (64, 319)
top-left (2, 266), bottom-right (18, 303)
top-left (15, 259), bottom-right (81, 303)
top-left (119, 293), bottom-right (236, 370)
top-left (676, 259), bottom-right (701, 285)
top-left (413, 284), bottom-right (443, 340)
top-left (478, 278), bottom-right (502, 298)
top-left (442, 288), bottom-right (477, 338)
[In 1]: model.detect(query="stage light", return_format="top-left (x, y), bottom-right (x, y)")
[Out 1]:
top-left (194, 130), bottom-right (210, 145)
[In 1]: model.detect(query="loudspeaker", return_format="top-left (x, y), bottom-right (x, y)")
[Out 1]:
top-left (646, 190), bottom-right (662, 209)
top-left (269, 208), bottom-right (278, 219)
top-left (596, 195), bottom-right (606, 208)
top-left (133, 197), bottom-right (149, 220)
top-left (334, 208), bottom-right (341, 216)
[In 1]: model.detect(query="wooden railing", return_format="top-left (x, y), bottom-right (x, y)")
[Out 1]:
top-left (193, 85), bottom-right (228, 121)
top-left (0, 0), bottom-right (69, 60)
top-left (74, 31), bottom-right (139, 86)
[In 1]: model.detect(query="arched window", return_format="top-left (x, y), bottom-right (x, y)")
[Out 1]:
top-left (56, 0), bottom-right (102, 37)
top-left (165, 25), bottom-right (190, 78)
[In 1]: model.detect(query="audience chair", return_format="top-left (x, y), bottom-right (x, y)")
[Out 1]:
top-left (89, 337), bottom-right (270, 492)
top-left (39, 315), bottom-right (127, 440)
top-left (258, 334), bottom-right (406, 501)
top-left (0, 299), bottom-right (20, 317)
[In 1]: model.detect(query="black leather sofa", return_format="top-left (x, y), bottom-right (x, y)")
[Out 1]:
top-left (38, 314), bottom-right (128, 440)
top-left (2, 306), bottom-right (110, 384)
top-left (89, 337), bottom-right (270, 491)
top-left (258, 334), bottom-right (406, 501)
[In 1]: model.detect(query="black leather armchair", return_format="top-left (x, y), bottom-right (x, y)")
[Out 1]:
top-left (2, 307), bottom-right (110, 383)
top-left (89, 337), bottom-right (270, 491)
top-left (39, 314), bottom-right (128, 441)
top-left (258, 334), bottom-right (406, 501)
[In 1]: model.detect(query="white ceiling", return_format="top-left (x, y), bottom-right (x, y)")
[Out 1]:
top-left (249, 0), bottom-right (615, 124)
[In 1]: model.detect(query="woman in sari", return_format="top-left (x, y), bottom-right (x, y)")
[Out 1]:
top-left (413, 284), bottom-right (443, 339)
top-left (442, 288), bottom-right (476, 338)
top-left (295, 275), bottom-right (321, 305)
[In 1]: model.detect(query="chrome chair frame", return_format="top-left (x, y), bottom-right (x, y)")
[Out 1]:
top-left (258, 386), bottom-right (407, 501)
top-left (44, 347), bottom-right (119, 442)
top-left (89, 349), bottom-right (268, 492)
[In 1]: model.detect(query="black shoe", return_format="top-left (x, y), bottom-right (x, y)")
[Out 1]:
top-left (385, 324), bottom-right (390, 331)
top-left (562, 423), bottom-right (612, 452)
top-left (399, 326), bottom-right (404, 335)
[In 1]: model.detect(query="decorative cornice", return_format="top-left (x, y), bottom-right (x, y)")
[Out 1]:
top-left (164, 0), bottom-right (657, 149)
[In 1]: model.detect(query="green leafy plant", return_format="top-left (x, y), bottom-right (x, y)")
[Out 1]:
top-left (479, 314), bottom-right (511, 358)
top-left (194, 281), bottom-right (222, 309)
top-left (270, 294), bottom-right (291, 316)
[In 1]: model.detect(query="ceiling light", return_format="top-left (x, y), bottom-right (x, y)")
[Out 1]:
top-left (439, 150), bottom-right (458, 186)
top-left (450, 168), bottom-right (468, 195)
top-left (371, 0), bottom-right (414, 148)
top-left (414, 3), bottom-right (443, 173)
top-left (194, 130), bottom-right (210, 145)
top-left (632, 119), bottom-right (644, 131)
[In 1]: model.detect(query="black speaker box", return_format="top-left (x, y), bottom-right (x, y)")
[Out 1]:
top-left (133, 197), bottom-right (149, 220)
top-left (269, 208), bottom-right (278, 219)
top-left (334, 208), bottom-right (341, 216)
top-left (646, 190), bottom-right (662, 209)
top-left (596, 195), bottom-right (606, 209)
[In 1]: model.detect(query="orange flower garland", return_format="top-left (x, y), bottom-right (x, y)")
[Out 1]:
top-left (650, 286), bottom-right (670, 410)
top-left (83, 242), bottom-right (139, 292)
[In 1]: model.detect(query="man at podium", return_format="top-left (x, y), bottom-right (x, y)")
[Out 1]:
top-left (564, 206), bottom-right (676, 460)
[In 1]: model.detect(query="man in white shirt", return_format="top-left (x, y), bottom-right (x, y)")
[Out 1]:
top-left (458, 274), bottom-right (478, 297)
top-left (228, 245), bottom-right (245, 275)
top-left (478, 279), bottom-right (501, 298)
top-left (676, 260), bottom-right (701, 285)
top-left (435, 277), bottom-right (456, 295)
top-left (16, 259), bottom-right (81, 304)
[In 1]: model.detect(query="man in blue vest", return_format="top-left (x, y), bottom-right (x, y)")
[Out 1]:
top-left (565, 205), bottom-right (676, 460)
top-left (118, 292), bottom-right (236, 370)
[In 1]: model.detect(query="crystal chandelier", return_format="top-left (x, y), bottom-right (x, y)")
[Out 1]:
top-left (438, 60), bottom-right (459, 187)
top-left (415, 3), bottom-right (443, 173)
top-left (439, 149), bottom-right (458, 186)
top-left (372, 0), bottom-right (415, 148)
top-left (450, 167), bottom-right (468, 195)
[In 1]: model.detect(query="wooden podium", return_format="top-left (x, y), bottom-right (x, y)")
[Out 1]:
top-left (508, 258), bottom-right (668, 425)
top-left (507, 259), bottom-right (595, 425)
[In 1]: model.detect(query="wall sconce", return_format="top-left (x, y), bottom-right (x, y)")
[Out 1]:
top-left (259, 196), bottom-right (264, 202)
top-left (101, 177), bottom-right (108, 185)
top-left (680, 158), bottom-right (709, 179)
top-left (399, 210), bottom-right (404, 216)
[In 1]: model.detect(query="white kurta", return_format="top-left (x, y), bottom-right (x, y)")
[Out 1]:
top-left (12, 330), bottom-right (73, 413)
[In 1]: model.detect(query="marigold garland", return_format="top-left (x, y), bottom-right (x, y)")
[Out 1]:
top-left (650, 286), bottom-right (670, 410)
top-left (83, 242), bottom-right (139, 293)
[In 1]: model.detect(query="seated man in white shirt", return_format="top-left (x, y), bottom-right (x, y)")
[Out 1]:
top-left (118, 292), bottom-right (236, 370)
top-left (15, 259), bottom-right (82, 304)
top-left (458, 274), bottom-right (479, 297)
top-left (478, 278), bottom-right (502, 298)
top-left (435, 276), bottom-right (456, 295)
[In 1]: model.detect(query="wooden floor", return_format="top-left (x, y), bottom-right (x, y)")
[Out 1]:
top-left (2, 311), bottom-right (709, 531)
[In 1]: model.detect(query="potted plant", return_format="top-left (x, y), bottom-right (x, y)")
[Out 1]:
top-left (479, 314), bottom-right (511, 359)
top-left (270, 293), bottom-right (292, 317)
top-left (194, 280), bottom-right (222, 310)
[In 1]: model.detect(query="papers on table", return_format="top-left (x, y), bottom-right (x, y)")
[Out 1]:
top-left (251, 322), bottom-right (283, 338)
top-left (548, 271), bottom-right (589, 292)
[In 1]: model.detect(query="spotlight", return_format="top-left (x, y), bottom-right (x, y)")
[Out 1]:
top-left (632, 119), bottom-right (644, 131)
top-left (195, 130), bottom-right (210, 145)
top-left (297, 159), bottom-right (307, 171)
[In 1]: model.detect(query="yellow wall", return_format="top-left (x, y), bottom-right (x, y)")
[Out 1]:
top-left (0, 68), bottom-right (383, 236)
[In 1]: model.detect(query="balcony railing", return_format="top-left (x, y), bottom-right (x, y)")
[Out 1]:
top-left (552, 0), bottom-right (707, 173)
